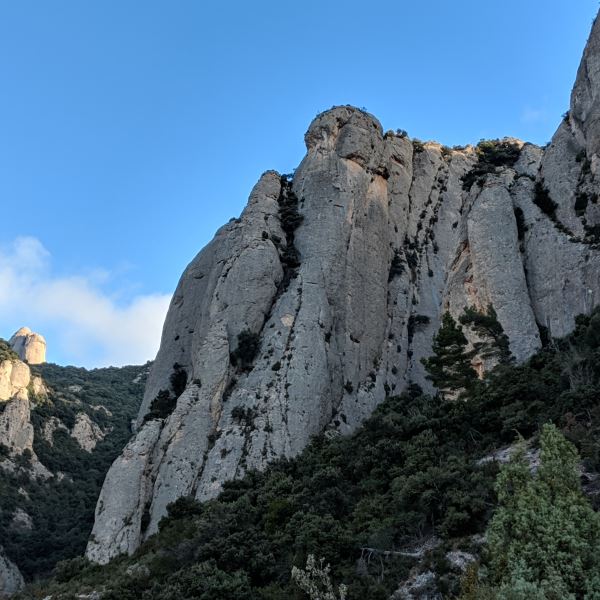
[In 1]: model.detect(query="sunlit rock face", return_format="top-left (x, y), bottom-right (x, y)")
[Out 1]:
top-left (9, 327), bottom-right (46, 365)
top-left (87, 15), bottom-right (600, 564)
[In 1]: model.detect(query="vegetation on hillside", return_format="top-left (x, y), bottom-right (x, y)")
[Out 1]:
top-left (0, 363), bottom-right (146, 579)
top-left (0, 337), bottom-right (19, 363)
top-left (20, 308), bottom-right (600, 599)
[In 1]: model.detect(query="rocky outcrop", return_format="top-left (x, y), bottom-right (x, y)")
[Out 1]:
top-left (86, 15), bottom-right (600, 564)
top-left (0, 354), bottom-right (50, 478)
top-left (0, 360), bottom-right (30, 403)
top-left (0, 360), bottom-right (33, 455)
top-left (0, 547), bottom-right (24, 598)
top-left (71, 412), bottom-right (106, 452)
top-left (9, 327), bottom-right (46, 365)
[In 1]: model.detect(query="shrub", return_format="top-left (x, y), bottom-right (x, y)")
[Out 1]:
top-left (276, 176), bottom-right (304, 292)
top-left (533, 182), bottom-right (558, 218)
top-left (230, 330), bottom-right (261, 369)
top-left (292, 555), bottom-right (348, 600)
top-left (407, 314), bottom-right (430, 343)
top-left (169, 363), bottom-right (187, 397)
top-left (413, 139), bottom-right (425, 153)
top-left (388, 251), bottom-right (404, 281)
top-left (0, 339), bottom-right (19, 363)
top-left (143, 389), bottom-right (176, 423)
top-left (462, 140), bottom-right (521, 190)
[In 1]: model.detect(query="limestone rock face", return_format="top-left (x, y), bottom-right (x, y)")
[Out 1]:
top-left (0, 359), bottom-right (33, 456)
top-left (9, 327), bottom-right (46, 365)
top-left (0, 547), bottom-right (24, 598)
top-left (71, 412), bottom-right (106, 452)
top-left (0, 355), bottom-right (50, 478)
top-left (0, 360), bottom-right (30, 402)
top-left (86, 15), bottom-right (600, 563)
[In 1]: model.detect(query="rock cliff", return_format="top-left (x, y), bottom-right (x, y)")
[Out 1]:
top-left (0, 348), bottom-right (48, 476)
top-left (0, 548), bottom-right (23, 598)
top-left (86, 15), bottom-right (600, 564)
top-left (9, 327), bottom-right (46, 365)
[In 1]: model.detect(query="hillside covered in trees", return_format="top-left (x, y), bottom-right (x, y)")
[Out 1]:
top-left (0, 362), bottom-right (146, 580)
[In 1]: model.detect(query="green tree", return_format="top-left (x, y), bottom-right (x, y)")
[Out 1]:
top-left (486, 424), bottom-right (600, 598)
top-left (421, 312), bottom-right (477, 397)
top-left (459, 305), bottom-right (512, 365)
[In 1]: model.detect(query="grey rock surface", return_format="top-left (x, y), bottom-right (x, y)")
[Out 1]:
top-left (71, 412), bottom-right (106, 452)
top-left (0, 356), bottom-right (51, 480)
top-left (0, 547), bottom-right (24, 598)
top-left (87, 15), bottom-right (600, 563)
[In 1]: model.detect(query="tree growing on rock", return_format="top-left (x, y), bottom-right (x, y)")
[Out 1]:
top-left (459, 305), bottom-right (512, 365)
top-left (421, 312), bottom-right (477, 397)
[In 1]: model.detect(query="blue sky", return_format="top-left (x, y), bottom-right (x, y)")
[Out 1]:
top-left (0, 0), bottom-right (597, 367)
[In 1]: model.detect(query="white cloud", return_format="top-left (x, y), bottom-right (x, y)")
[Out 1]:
top-left (0, 237), bottom-right (171, 367)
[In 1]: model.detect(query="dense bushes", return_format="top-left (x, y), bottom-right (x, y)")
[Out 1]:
top-left (0, 338), bottom-right (19, 362)
top-left (230, 330), bottom-right (261, 370)
top-left (461, 140), bottom-right (521, 191)
top-left (275, 175), bottom-right (304, 291)
top-left (533, 182), bottom-right (558, 219)
top-left (144, 390), bottom-right (177, 423)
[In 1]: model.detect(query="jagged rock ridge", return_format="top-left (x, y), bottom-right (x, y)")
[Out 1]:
top-left (87, 15), bottom-right (600, 564)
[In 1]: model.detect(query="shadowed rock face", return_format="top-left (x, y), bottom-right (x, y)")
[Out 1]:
top-left (86, 15), bottom-right (600, 564)
top-left (0, 547), bottom-right (24, 598)
top-left (9, 327), bottom-right (46, 365)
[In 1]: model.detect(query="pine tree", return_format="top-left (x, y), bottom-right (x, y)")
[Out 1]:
top-left (421, 312), bottom-right (477, 397)
top-left (459, 304), bottom-right (512, 364)
top-left (485, 424), bottom-right (600, 598)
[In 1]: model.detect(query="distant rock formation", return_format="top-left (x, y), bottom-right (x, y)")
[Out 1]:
top-left (71, 412), bottom-right (106, 452)
top-left (9, 327), bottom-right (46, 365)
top-left (86, 15), bottom-right (600, 564)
